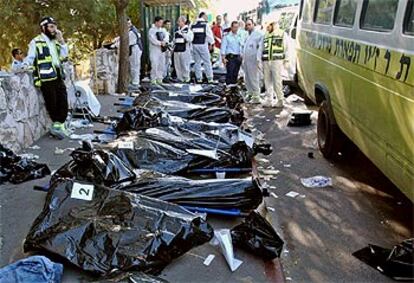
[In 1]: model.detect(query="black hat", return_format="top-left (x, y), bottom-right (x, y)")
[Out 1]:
top-left (39, 17), bottom-right (56, 27)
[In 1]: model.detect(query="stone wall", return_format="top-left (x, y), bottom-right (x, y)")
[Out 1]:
top-left (89, 48), bottom-right (118, 95)
top-left (0, 63), bottom-right (74, 152)
top-left (0, 72), bottom-right (50, 152)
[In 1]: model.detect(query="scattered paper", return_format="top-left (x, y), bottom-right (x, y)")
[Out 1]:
top-left (28, 145), bottom-right (40, 150)
top-left (261, 169), bottom-right (280, 175)
top-left (270, 192), bottom-right (279, 199)
top-left (267, 206), bottom-right (275, 212)
top-left (18, 153), bottom-right (39, 160)
top-left (210, 229), bottom-right (243, 272)
top-left (203, 254), bottom-right (215, 266)
top-left (286, 191), bottom-right (300, 198)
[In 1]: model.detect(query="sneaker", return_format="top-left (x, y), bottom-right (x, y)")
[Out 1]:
top-left (49, 124), bottom-right (65, 140)
top-left (151, 80), bottom-right (157, 85)
top-left (157, 79), bottom-right (163, 84)
top-left (196, 79), bottom-right (203, 84)
top-left (207, 79), bottom-right (214, 84)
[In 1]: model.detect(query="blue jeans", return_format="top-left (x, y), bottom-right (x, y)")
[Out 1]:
top-left (0, 256), bottom-right (63, 283)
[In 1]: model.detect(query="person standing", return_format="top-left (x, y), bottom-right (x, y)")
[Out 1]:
top-left (212, 15), bottom-right (223, 67)
top-left (242, 19), bottom-right (263, 103)
top-left (127, 18), bottom-right (143, 90)
top-left (10, 48), bottom-right (25, 71)
top-left (191, 12), bottom-right (215, 83)
top-left (163, 19), bottom-right (173, 80)
top-left (148, 16), bottom-right (169, 84)
top-left (261, 21), bottom-right (286, 108)
top-left (173, 16), bottom-right (194, 83)
top-left (221, 21), bottom-right (242, 86)
top-left (24, 16), bottom-right (69, 138)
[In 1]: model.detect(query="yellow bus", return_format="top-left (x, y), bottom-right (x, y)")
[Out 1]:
top-left (296, 0), bottom-right (414, 201)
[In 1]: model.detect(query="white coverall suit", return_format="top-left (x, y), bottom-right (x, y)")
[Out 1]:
top-left (148, 25), bottom-right (169, 83)
top-left (191, 18), bottom-right (215, 82)
top-left (262, 31), bottom-right (287, 107)
top-left (129, 27), bottom-right (143, 86)
top-left (242, 29), bottom-right (263, 101)
top-left (173, 25), bottom-right (194, 82)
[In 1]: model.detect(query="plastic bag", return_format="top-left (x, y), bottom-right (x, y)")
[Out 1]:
top-left (51, 142), bottom-right (136, 187)
top-left (120, 174), bottom-right (263, 210)
top-left (103, 131), bottom-right (253, 175)
top-left (0, 144), bottom-right (50, 184)
top-left (93, 271), bottom-right (169, 282)
top-left (53, 145), bottom-right (263, 210)
top-left (231, 211), bottom-right (284, 260)
top-left (150, 90), bottom-right (225, 106)
top-left (353, 238), bottom-right (414, 281)
top-left (24, 179), bottom-right (214, 277)
top-left (125, 99), bottom-right (244, 125)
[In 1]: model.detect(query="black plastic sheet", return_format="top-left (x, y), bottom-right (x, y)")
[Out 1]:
top-left (120, 174), bottom-right (263, 210)
top-left (128, 98), bottom-right (244, 125)
top-left (52, 146), bottom-right (263, 210)
top-left (231, 211), bottom-right (284, 260)
top-left (103, 131), bottom-right (253, 175)
top-left (353, 239), bottom-right (414, 281)
top-left (52, 143), bottom-right (136, 187)
top-left (0, 144), bottom-right (50, 184)
top-left (116, 108), bottom-right (162, 133)
top-left (150, 90), bottom-right (225, 106)
top-left (24, 179), bottom-right (214, 277)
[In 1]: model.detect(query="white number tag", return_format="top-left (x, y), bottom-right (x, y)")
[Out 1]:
top-left (118, 141), bottom-right (134, 149)
top-left (71, 182), bottom-right (94, 201)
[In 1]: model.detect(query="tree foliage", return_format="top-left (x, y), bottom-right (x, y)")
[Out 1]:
top-left (0, 0), bottom-right (121, 69)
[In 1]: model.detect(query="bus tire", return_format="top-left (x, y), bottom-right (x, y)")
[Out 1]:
top-left (317, 101), bottom-right (345, 159)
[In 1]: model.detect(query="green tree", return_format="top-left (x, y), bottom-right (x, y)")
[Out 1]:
top-left (0, 0), bottom-right (119, 69)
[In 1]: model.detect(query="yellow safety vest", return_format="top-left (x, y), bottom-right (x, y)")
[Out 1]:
top-left (33, 35), bottom-right (65, 87)
top-left (262, 30), bottom-right (284, 61)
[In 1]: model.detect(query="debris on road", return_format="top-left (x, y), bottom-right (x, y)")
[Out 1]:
top-left (301, 176), bottom-right (332, 188)
top-left (286, 191), bottom-right (300, 198)
top-left (203, 254), bottom-right (216, 266)
top-left (288, 110), bottom-right (312, 127)
top-left (353, 238), bottom-right (414, 281)
top-left (231, 211), bottom-right (284, 260)
top-left (211, 229), bottom-right (243, 272)
top-left (0, 144), bottom-right (50, 185)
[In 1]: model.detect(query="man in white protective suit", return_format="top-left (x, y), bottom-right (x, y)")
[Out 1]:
top-left (242, 19), bottom-right (263, 103)
top-left (173, 16), bottom-right (194, 83)
top-left (148, 16), bottom-right (170, 84)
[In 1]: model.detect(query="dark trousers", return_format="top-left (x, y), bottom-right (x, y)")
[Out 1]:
top-left (40, 76), bottom-right (68, 123)
top-left (225, 54), bottom-right (242, 85)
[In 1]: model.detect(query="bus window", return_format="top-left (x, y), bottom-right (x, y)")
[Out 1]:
top-left (334, 0), bottom-right (357, 27)
top-left (360, 0), bottom-right (399, 32)
top-left (404, 0), bottom-right (414, 35)
top-left (314, 0), bottom-right (335, 25)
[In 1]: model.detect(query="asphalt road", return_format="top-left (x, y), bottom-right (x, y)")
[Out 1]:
top-left (0, 93), bottom-right (412, 282)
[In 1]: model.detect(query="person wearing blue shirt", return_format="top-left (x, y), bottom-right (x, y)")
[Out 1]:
top-left (220, 21), bottom-right (242, 86)
top-left (10, 48), bottom-right (25, 71)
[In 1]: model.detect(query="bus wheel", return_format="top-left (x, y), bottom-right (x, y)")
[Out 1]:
top-left (317, 101), bottom-right (345, 159)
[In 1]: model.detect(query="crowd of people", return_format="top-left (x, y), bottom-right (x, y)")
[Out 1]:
top-left (9, 12), bottom-right (288, 138)
top-left (119, 11), bottom-right (287, 108)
